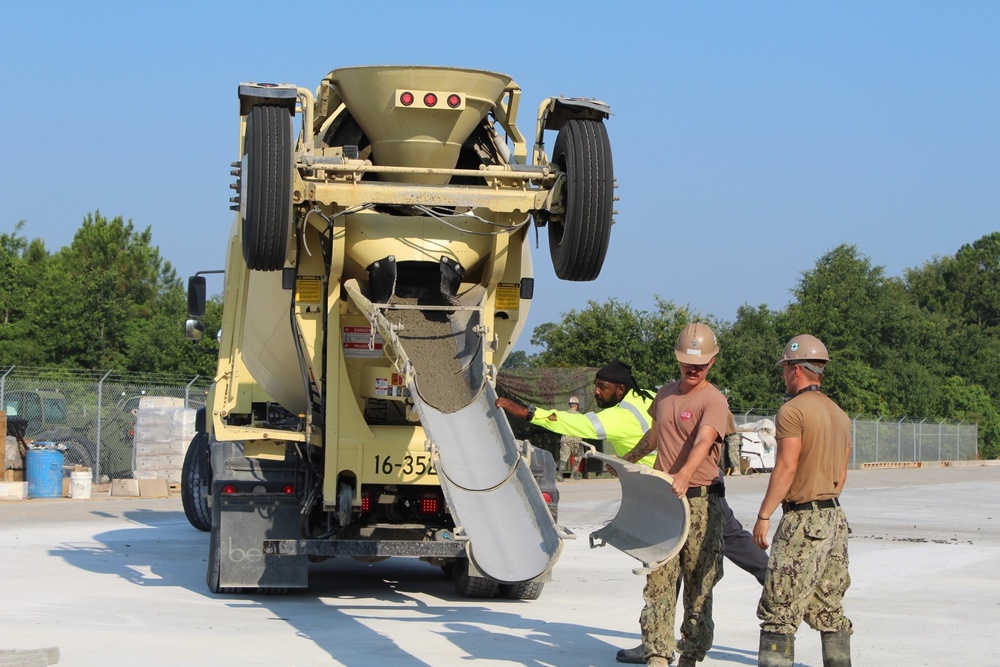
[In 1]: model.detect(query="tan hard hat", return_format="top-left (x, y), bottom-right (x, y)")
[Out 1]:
top-left (776, 334), bottom-right (829, 367)
top-left (674, 323), bottom-right (719, 364)
top-left (568, 396), bottom-right (580, 405)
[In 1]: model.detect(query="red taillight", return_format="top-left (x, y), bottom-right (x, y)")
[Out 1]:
top-left (221, 484), bottom-right (238, 495)
top-left (418, 493), bottom-right (440, 514)
top-left (282, 485), bottom-right (295, 495)
top-left (446, 94), bottom-right (461, 108)
top-left (400, 91), bottom-right (414, 106)
top-left (360, 492), bottom-right (372, 512)
top-left (541, 491), bottom-right (554, 504)
top-left (423, 92), bottom-right (437, 107)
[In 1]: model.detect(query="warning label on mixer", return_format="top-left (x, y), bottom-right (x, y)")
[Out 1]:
top-left (496, 283), bottom-right (521, 311)
top-left (342, 326), bottom-right (384, 358)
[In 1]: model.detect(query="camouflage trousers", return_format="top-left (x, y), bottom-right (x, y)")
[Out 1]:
top-left (559, 436), bottom-right (582, 468)
top-left (757, 507), bottom-right (852, 635)
top-left (639, 495), bottom-right (724, 661)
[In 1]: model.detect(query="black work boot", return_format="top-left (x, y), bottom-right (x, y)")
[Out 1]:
top-left (820, 628), bottom-right (852, 667)
top-left (758, 631), bottom-right (794, 667)
top-left (615, 644), bottom-right (646, 664)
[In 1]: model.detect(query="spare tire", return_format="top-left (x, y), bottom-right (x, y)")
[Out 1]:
top-left (242, 104), bottom-right (293, 271)
top-left (548, 118), bottom-right (614, 281)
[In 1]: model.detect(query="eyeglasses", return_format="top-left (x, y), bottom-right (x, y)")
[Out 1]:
top-left (679, 362), bottom-right (710, 372)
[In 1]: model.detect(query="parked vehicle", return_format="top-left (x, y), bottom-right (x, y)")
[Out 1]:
top-left (3, 389), bottom-right (170, 479)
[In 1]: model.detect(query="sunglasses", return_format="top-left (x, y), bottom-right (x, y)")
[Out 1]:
top-left (679, 362), bottom-right (710, 372)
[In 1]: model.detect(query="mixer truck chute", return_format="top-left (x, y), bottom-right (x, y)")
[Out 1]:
top-left (182, 65), bottom-right (683, 600)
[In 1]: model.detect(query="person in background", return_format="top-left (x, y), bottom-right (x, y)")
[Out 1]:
top-left (753, 335), bottom-right (853, 667)
top-left (557, 396), bottom-right (584, 480)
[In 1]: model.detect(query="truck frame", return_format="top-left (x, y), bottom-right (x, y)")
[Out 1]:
top-left (182, 65), bottom-right (622, 599)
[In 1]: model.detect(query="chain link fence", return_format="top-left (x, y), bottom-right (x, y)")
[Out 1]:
top-left (2, 367), bottom-right (212, 482)
top-left (497, 369), bottom-right (982, 468)
top-left (735, 411), bottom-right (979, 468)
top-left (4, 366), bottom-right (980, 482)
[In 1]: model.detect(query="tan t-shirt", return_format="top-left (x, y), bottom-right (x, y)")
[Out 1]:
top-left (650, 380), bottom-right (729, 487)
top-left (775, 390), bottom-right (852, 503)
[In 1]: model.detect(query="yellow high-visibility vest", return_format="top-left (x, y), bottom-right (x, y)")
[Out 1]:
top-left (530, 389), bottom-right (656, 467)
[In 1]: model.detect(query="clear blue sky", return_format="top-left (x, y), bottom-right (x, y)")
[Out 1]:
top-left (2, 1), bottom-right (997, 352)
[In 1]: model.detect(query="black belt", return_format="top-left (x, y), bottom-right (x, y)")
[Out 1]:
top-left (782, 498), bottom-right (840, 512)
top-left (686, 483), bottom-right (725, 499)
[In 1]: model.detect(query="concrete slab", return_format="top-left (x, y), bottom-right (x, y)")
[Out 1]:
top-left (0, 465), bottom-right (996, 666)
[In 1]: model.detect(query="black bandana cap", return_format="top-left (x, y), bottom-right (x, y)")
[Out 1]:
top-left (595, 360), bottom-right (635, 385)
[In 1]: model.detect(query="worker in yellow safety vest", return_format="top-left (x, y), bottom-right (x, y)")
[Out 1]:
top-left (495, 359), bottom-right (657, 467)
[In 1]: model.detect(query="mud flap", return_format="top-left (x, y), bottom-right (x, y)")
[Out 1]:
top-left (584, 446), bottom-right (689, 574)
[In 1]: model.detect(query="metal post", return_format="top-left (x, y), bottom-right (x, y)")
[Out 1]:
top-left (875, 416), bottom-right (882, 462)
top-left (95, 371), bottom-right (112, 482)
top-left (917, 418), bottom-right (926, 462)
top-left (185, 376), bottom-right (199, 408)
top-left (0, 366), bottom-right (13, 408)
top-left (955, 420), bottom-right (964, 460)
top-left (852, 414), bottom-right (862, 468)
top-left (898, 416), bottom-right (905, 462)
top-left (938, 420), bottom-right (944, 461)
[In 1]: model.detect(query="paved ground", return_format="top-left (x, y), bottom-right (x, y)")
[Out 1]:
top-left (1, 464), bottom-right (998, 666)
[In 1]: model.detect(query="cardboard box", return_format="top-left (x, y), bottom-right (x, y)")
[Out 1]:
top-left (111, 479), bottom-right (141, 497)
top-left (3, 469), bottom-right (25, 482)
top-left (138, 478), bottom-right (170, 498)
top-left (159, 469), bottom-right (182, 484)
top-left (0, 481), bottom-right (27, 500)
top-left (160, 454), bottom-right (183, 469)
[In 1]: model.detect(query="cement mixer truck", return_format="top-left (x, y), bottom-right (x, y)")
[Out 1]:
top-left (181, 65), bottom-right (685, 600)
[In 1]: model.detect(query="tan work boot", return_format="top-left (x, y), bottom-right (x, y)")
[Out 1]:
top-left (647, 657), bottom-right (672, 667)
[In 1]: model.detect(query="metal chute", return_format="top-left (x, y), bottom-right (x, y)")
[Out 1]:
top-left (585, 446), bottom-right (690, 575)
top-left (343, 278), bottom-right (563, 583)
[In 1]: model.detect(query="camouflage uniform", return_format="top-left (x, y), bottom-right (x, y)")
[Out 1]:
top-left (640, 494), bottom-right (725, 662)
top-left (724, 432), bottom-right (742, 475)
top-left (757, 506), bottom-right (852, 635)
top-left (558, 434), bottom-right (583, 478)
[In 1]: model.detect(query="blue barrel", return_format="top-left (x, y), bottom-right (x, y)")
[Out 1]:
top-left (26, 447), bottom-right (65, 499)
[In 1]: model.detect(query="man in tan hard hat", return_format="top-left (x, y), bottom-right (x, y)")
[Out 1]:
top-left (753, 334), bottom-right (853, 667)
top-left (621, 323), bottom-right (729, 667)
top-left (499, 355), bottom-right (768, 665)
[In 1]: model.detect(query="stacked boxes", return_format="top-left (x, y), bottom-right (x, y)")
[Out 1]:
top-left (132, 397), bottom-right (196, 483)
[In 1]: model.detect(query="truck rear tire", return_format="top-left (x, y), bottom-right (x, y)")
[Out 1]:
top-left (453, 560), bottom-right (499, 598)
top-left (548, 118), bottom-right (613, 281)
top-left (498, 581), bottom-right (545, 600)
top-left (181, 432), bottom-right (212, 532)
top-left (242, 104), bottom-right (292, 271)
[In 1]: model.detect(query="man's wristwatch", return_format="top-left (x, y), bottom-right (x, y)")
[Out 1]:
top-left (526, 405), bottom-right (537, 421)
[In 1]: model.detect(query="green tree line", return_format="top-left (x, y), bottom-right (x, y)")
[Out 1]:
top-left (3, 213), bottom-right (997, 457)
top-left (0, 213), bottom-right (221, 377)
top-left (517, 236), bottom-right (1000, 459)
